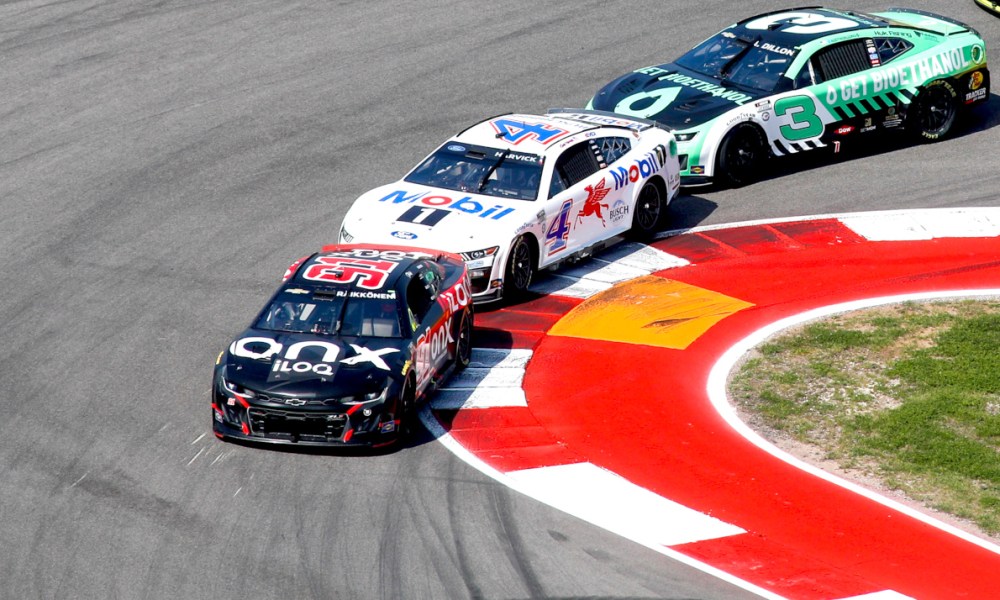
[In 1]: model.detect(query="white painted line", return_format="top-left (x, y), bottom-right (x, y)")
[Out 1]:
top-left (506, 462), bottom-right (745, 547)
top-left (841, 210), bottom-right (1000, 241)
top-left (432, 348), bottom-right (531, 409)
top-left (835, 591), bottom-right (915, 600)
top-left (707, 289), bottom-right (1000, 557)
top-left (432, 387), bottom-right (527, 410)
top-left (656, 207), bottom-right (1000, 242)
top-left (531, 242), bottom-right (688, 298)
top-left (420, 407), bottom-right (784, 599)
top-left (468, 348), bottom-right (532, 369)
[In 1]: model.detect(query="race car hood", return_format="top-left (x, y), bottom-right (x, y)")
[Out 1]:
top-left (222, 328), bottom-right (407, 399)
top-left (342, 182), bottom-right (540, 253)
top-left (590, 64), bottom-right (767, 130)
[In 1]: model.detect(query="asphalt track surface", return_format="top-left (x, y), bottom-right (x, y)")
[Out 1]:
top-left (2, 1), bottom-right (999, 599)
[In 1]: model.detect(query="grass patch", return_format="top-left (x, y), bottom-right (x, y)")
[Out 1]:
top-left (731, 300), bottom-right (1000, 536)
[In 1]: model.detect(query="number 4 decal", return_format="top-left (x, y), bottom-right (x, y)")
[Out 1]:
top-left (491, 118), bottom-right (570, 145)
top-left (545, 199), bottom-right (573, 255)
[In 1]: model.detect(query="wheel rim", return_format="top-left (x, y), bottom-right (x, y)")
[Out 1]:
top-left (725, 127), bottom-right (762, 182)
top-left (508, 238), bottom-right (532, 291)
top-left (920, 87), bottom-right (955, 135)
top-left (634, 183), bottom-right (661, 231)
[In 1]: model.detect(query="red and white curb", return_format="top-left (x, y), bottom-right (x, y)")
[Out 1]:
top-left (422, 207), bottom-right (1000, 600)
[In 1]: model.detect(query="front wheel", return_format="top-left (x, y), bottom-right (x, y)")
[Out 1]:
top-left (454, 309), bottom-right (473, 371)
top-left (717, 124), bottom-right (768, 187)
top-left (911, 80), bottom-right (958, 141)
top-left (503, 235), bottom-right (534, 302)
top-left (630, 180), bottom-right (664, 239)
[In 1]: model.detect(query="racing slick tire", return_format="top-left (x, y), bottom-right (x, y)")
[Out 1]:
top-left (629, 179), bottom-right (666, 239)
top-left (910, 80), bottom-right (959, 141)
top-left (503, 235), bottom-right (535, 303)
top-left (396, 374), bottom-right (418, 444)
top-left (716, 123), bottom-right (769, 187)
top-left (454, 309), bottom-right (473, 371)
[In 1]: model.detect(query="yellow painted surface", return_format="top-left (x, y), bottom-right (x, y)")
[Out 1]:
top-left (548, 275), bottom-right (754, 349)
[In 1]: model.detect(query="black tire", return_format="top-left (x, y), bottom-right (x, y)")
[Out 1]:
top-left (717, 124), bottom-right (768, 187)
top-left (454, 309), bottom-right (472, 371)
top-left (630, 180), bottom-right (664, 238)
top-left (910, 80), bottom-right (958, 141)
top-left (396, 375), bottom-right (418, 443)
top-left (503, 235), bottom-right (534, 301)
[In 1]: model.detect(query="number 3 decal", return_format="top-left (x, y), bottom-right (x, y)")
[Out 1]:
top-left (774, 96), bottom-right (824, 141)
top-left (744, 11), bottom-right (858, 35)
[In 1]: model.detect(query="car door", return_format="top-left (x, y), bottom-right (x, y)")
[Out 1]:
top-left (541, 138), bottom-right (622, 264)
top-left (405, 263), bottom-right (447, 392)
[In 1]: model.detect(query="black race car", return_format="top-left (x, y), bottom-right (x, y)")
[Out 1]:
top-left (212, 244), bottom-right (473, 448)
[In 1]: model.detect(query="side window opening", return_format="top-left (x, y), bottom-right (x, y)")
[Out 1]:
top-left (548, 141), bottom-right (602, 198)
top-left (595, 137), bottom-right (632, 166)
top-left (873, 37), bottom-right (913, 64)
top-left (812, 40), bottom-right (872, 82)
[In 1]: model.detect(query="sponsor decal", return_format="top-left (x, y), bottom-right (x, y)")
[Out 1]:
top-left (230, 337), bottom-right (399, 375)
top-left (446, 144), bottom-right (466, 152)
top-left (690, 165), bottom-right (705, 175)
top-left (835, 125), bottom-right (855, 135)
top-left (860, 117), bottom-right (876, 133)
top-left (489, 118), bottom-right (570, 145)
top-left (557, 112), bottom-right (647, 131)
top-left (609, 144), bottom-right (669, 190)
top-left (883, 107), bottom-right (902, 129)
top-left (576, 178), bottom-right (613, 227)
top-left (654, 72), bottom-right (753, 105)
top-left (966, 88), bottom-right (988, 104)
top-left (609, 199), bottom-right (629, 224)
top-left (391, 230), bottom-right (418, 240)
top-left (825, 48), bottom-right (971, 104)
top-left (414, 321), bottom-right (453, 385)
top-left (971, 71), bottom-right (985, 91)
top-left (379, 189), bottom-right (516, 220)
top-left (438, 279), bottom-right (472, 314)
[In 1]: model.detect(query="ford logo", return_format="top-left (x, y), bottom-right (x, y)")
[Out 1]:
top-left (391, 230), bottom-right (418, 240)
top-left (446, 144), bottom-right (466, 153)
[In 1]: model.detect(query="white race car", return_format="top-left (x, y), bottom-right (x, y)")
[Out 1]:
top-left (339, 110), bottom-right (681, 304)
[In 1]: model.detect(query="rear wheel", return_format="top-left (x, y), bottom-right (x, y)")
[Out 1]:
top-left (630, 180), bottom-right (664, 239)
top-left (717, 124), bottom-right (768, 187)
top-left (911, 80), bottom-right (958, 141)
top-left (503, 235), bottom-right (534, 302)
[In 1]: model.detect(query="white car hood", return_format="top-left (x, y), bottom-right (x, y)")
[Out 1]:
top-left (342, 183), bottom-right (540, 252)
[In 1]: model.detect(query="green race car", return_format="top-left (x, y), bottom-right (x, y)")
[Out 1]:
top-left (588, 7), bottom-right (990, 187)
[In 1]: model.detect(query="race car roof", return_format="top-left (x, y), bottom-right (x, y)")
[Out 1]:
top-left (730, 7), bottom-right (890, 44)
top-left (287, 247), bottom-right (436, 293)
top-left (452, 112), bottom-right (657, 155)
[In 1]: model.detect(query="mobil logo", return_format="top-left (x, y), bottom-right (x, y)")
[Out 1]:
top-left (379, 189), bottom-right (516, 220)
top-left (610, 144), bottom-right (669, 191)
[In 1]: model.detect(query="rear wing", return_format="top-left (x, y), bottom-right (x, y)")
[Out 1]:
top-left (546, 108), bottom-right (673, 133)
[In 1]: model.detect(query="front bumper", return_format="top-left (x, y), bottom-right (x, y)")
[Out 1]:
top-left (212, 395), bottom-right (402, 448)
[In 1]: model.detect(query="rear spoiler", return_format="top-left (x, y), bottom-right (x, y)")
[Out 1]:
top-left (546, 108), bottom-right (673, 133)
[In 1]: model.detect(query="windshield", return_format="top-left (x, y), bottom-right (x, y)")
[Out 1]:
top-left (405, 143), bottom-right (542, 201)
top-left (255, 289), bottom-right (404, 338)
top-left (676, 32), bottom-right (796, 92)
